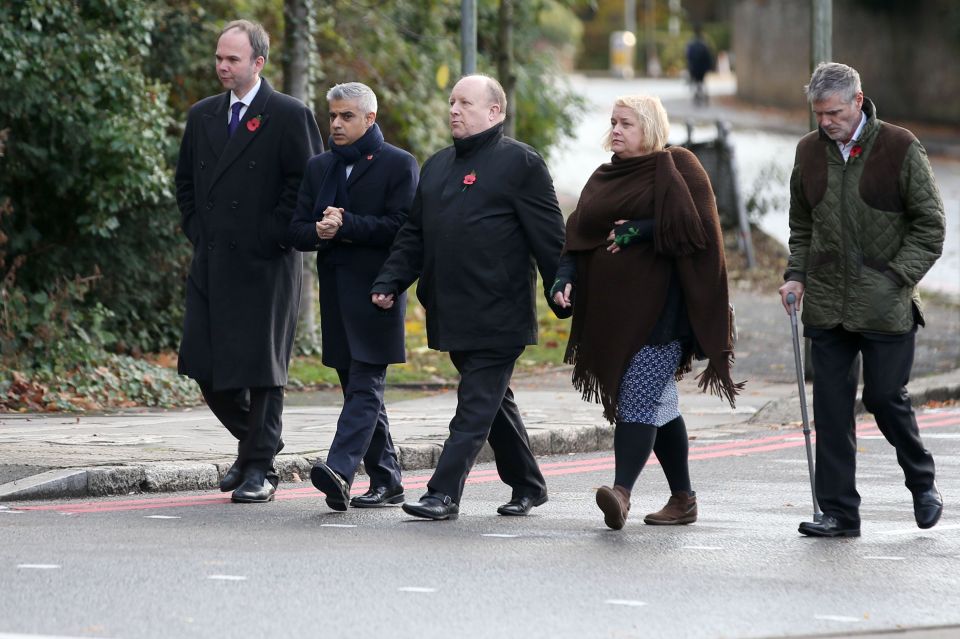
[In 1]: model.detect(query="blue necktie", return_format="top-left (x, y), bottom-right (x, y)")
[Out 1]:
top-left (228, 101), bottom-right (243, 137)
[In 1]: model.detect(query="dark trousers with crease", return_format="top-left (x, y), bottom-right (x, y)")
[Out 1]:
top-left (809, 325), bottom-right (936, 526)
top-left (199, 384), bottom-right (285, 476)
top-left (325, 360), bottom-right (402, 488)
top-left (427, 346), bottom-right (547, 504)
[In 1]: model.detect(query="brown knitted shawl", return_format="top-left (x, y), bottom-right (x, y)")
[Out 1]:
top-left (563, 146), bottom-right (742, 423)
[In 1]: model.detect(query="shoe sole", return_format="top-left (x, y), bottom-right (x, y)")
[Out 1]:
top-left (311, 465), bottom-right (349, 511)
top-left (350, 494), bottom-right (406, 509)
top-left (798, 525), bottom-right (860, 537)
top-left (595, 488), bottom-right (626, 530)
top-left (643, 513), bottom-right (697, 525)
top-left (230, 493), bottom-right (275, 504)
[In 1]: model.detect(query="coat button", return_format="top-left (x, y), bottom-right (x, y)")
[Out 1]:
top-left (248, 161), bottom-right (256, 169)
top-left (231, 200), bottom-right (239, 209)
top-left (206, 201), bottom-right (214, 210)
top-left (200, 161), bottom-right (206, 169)
top-left (229, 241), bottom-right (237, 250)
top-left (207, 242), bottom-right (214, 250)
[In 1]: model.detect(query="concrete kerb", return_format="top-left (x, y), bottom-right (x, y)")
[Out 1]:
top-left (0, 420), bottom-right (619, 502)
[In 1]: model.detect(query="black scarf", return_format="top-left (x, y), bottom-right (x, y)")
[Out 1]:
top-left (313, 122), bottom-right (385, 218)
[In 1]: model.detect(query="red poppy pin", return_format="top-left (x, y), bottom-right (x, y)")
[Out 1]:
top-left (366, 154), bottom-right (374, 160)
top-left (850, 144), bottom-right (862, 159)
top-left (246, 115), bottom-right (263, 132)
top-left (461, 170), bottom-right (477, 191)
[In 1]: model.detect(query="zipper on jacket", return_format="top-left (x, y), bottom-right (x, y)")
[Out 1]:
top-left (839, 156), bottom-right (850, 323)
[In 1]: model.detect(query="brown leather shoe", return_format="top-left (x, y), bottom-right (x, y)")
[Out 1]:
top-left (644, 491), bottom-right (697, 525)
top-left (596, 485), bottom-right (631, 530)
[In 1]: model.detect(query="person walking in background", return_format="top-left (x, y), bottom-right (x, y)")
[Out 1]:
top-left (779, 62), bottom-right (946, 537)
top-left (289, 82), bottom-right (418, 512)
top-left (371, 74), bottom-right (567, 521)
top-left (553, 95), bottom-right (739, 531)
top-left (175, 19), bottom-right (322, 503)
top-left (686, 25), bottom-right (713, 107)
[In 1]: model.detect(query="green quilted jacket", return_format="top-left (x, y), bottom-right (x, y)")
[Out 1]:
top-left (785, 98), bottom-right (945, 334)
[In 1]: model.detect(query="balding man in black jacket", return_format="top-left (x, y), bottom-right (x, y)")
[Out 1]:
top-left (371, 74), bottom-right (566, 520)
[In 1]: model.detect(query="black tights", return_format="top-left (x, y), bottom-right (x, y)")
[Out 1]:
top-left (613, 416), bottom-right (691, 493)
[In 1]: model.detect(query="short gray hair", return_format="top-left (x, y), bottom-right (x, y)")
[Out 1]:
top-left (805, 62), bottom-right (861, 104)
top-left (326, 82), bottom-right (378, 115)
top-left (221, 20), bottom-right (270, 62)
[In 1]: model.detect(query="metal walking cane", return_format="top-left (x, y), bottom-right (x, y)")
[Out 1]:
top-left (786, 292), bottom-right (822, 522)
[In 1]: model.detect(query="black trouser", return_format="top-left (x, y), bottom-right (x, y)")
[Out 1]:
top-left (326, 360), bottom-right (402, 488)
top-left (199, 384), bottom-right (285, 475)
top-left (427, 347), bottom-right (547, 503)
top-left (810, 325), bottom-right (935, 526)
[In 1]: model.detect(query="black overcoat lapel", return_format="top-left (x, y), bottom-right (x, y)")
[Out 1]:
top-left (200, 94), bottom-right (229, 160)
top-left (345, 152), bottom-right (377, 188)
top-left (208, 79), bottom-right (275, 190)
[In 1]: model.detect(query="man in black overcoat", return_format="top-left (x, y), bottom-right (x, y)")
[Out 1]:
top-left (289, 82), bottom-right (419, 511)
top-left (175, 20), bottom-right (322, 503)
top-left (371, 74), bottom-right (566, 520)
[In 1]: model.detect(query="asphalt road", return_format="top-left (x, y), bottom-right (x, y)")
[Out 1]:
top-left (3, 408), bottom-right (960, 639)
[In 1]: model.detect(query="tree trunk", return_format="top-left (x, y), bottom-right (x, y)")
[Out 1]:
top-left (282, 0), bottom-right (320, 353)
top-left (497, 0), bottom-right (516, 138)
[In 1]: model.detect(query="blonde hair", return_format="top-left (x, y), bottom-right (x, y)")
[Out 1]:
top-left (602, 95), bottom-right (670, 154)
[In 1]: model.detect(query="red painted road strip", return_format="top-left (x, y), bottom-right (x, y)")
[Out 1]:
top-left (17, 410), bottom-right (960, 514)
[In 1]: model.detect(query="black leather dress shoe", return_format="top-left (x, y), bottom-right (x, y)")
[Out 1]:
top-left (219, 461), bottom-right (244, 492)
top-left (798, 514), bottom-right (860, 537)
top-left (497, 494), bottom-right (548, 516)
top-left (402, 493), bottom-right (459, 520)
top-left (231, 468), bottom-right (276, 503)
top-left (350, 484), bottom-right (405, 508)
top-left (311, 462), bottom-right (350, 512)
top-left (913, 484), bottom-right (943, 529)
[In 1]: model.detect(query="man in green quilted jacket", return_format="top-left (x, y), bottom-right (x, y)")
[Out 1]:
top-left (778, 62), bottom-right (946, 538)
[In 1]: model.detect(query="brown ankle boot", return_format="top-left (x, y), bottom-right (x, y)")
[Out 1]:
top-left (644, 491), bottom-right (697, 525)
top-left (596, 485), bottom-right (631, 530)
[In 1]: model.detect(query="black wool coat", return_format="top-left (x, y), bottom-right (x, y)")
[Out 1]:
top-left (372, 123), bottom-right (565, 352)
top-left (289, 140), bottom-right (419, 368)
top-left (175, 78), bottom-right (323, 390)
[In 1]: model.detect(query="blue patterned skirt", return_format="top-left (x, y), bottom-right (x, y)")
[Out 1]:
top-left (616, 340), bottom-right (682, 426)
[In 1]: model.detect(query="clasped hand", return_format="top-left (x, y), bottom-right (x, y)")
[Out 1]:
top-left (316, 206), bottom-right (344, 240)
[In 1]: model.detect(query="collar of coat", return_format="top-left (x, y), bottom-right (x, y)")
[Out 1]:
top-left (453, 122), bottom-right (504, 158)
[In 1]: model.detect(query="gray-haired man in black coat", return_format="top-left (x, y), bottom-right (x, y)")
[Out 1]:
top-left (175, 20), bottom-right (322, 503)
top-left (371, 74), bottom-right (566, 520)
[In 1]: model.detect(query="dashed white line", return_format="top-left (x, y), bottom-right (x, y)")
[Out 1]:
top-left (815, 614), bottom-right (861, 623)
top-left (0, 510), bottom-right (24, 514)
top-left (145, 515), bottom-right (181, 519)
top-left (482, 533), bottom-right (519, 538)
top-left (207, 574), bottom-right (247, 581)
top-left (863, 555), bottom-right (905, 561)
top-left (605, 599), bottom-right (647, 607)
top-left (320, 524), bottom-right (357, 528)
top-left (878, 523), bottom-right (960, 535)
top-left (17, 564), bottom-right (61, 570)
top-left (682, 545), bottom-right (722, 550)
top-left (398, 587), bottom-right (436, 593)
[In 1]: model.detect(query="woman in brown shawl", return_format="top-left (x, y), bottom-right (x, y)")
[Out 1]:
top-left (552, 95), bottom-right (740, 531)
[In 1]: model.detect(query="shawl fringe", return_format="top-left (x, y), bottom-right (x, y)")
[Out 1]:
top-left (695, 352), bottom-right (745, 409)
top-left (567, 343), bottom-right (619, 423)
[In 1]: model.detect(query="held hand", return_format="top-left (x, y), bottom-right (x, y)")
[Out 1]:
top-left (371, 293), bottom-right (395, 310)
top-left (778, 281), bottom-right (805, 314)
top-left (606, 219), bottom-right (628, 253)
top-left (322, 206), bottom-right (344, 225)
top-left (316, 220), bottom-right (339, 240)
top-left (552, 283), bottom-right (573, 309)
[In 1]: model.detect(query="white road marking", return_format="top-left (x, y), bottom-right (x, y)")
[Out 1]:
top-left (320, 524), bottom-right (357, 528)
top-left (482, 533), bottom-right (519, 538)
top-left (145, 515), bottom-right (181, 519)
top-left (878, 523), bottom-right (960, 536)
top-left (814, 614), bottom-right (861, 623)
top-left (0, 633), bottom-right (113, 639)
top-left (17, 564), bottom-right (60, 570)
top-left (207, 574), bottom-right (247, 581)
top-left (0, 510), bottom-right (24, 514)
top-left (682, 545), bottom-right (722, 550)
top-left (863, 556), bottom-right (905, 561)
top-left (398, 587), bottom-right (436, 593)
top-left (605, 599), bottom-right (648, 607)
